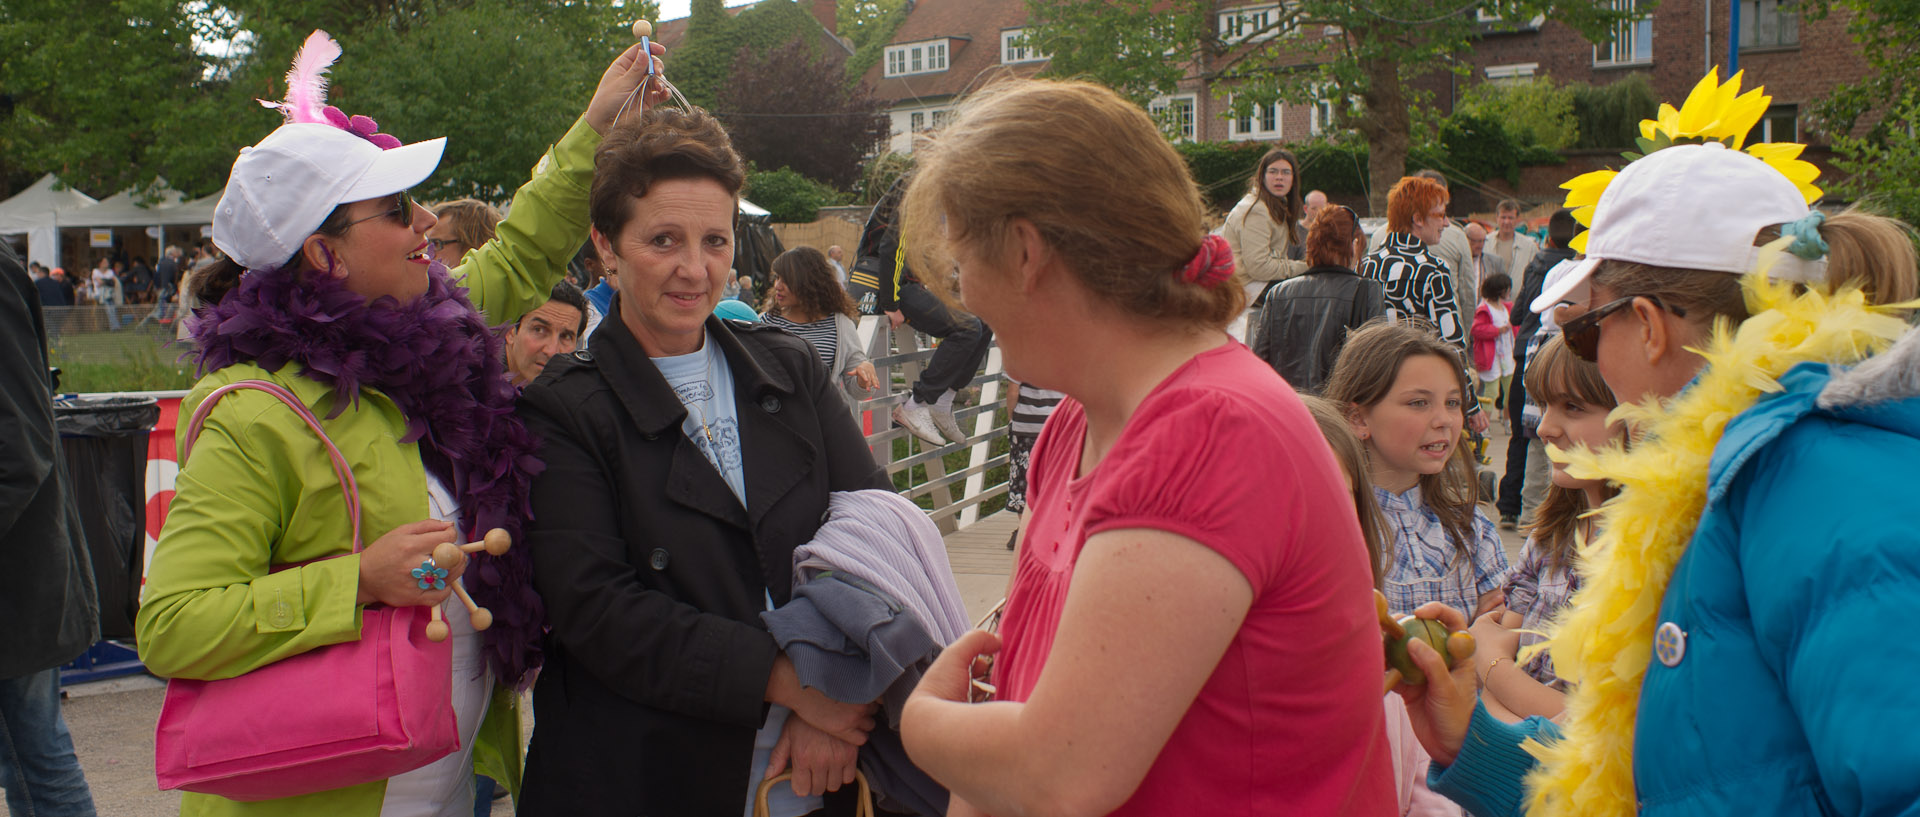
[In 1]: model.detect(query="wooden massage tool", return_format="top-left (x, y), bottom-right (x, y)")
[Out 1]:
top-left (1376, 590), bottom-right (1476, 693)
top-left (424, 528), bottom-right (513, 642)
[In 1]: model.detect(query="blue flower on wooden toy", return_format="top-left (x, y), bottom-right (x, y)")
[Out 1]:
top-left (411, 558), bottom-right (448, 591)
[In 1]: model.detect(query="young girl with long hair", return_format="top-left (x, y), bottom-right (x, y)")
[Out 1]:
top-left (1471, 334), bottom-right (1619, 721)
top-left (763, 246), bottom-right (879, 413)
top-left (1324, 320), bottom-right (1510, 619)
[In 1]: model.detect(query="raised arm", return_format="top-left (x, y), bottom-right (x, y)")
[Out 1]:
top-left (457, 41), bottom-right (664, 324)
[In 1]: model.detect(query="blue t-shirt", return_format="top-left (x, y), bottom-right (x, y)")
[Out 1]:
top-left (653, 331), bottom-right (745, 506)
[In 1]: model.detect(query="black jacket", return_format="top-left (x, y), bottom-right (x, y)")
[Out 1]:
top-left (855, 177), bottom-right (913, 311)
top-left (1513, 245), bottom-right (1574, 371)
top-left (1, 243), bottom-right (98, 679)
top-left (1252, 265), bottom-right (1386, 395)
top-left (515, 300), bottom-right (888, 816)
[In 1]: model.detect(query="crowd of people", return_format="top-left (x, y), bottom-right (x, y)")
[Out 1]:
top-left (2, 27), bottom-right (1916, 817)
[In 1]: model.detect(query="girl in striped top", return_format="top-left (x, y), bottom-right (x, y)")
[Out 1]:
top-left (764, 246), bottom-right (879, 414)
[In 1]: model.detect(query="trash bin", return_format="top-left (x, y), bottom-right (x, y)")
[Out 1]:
top-left (54, 395), bottom-right (161, 640)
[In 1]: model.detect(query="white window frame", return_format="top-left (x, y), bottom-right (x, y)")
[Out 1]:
top-left (1484, 62), bottom-right (1540, 83)
top-left (1738, 0), bottom-right (1800, 50)
top-left (1001, 28), bottom-right (1049, 64)
top-left (1218, 4), bottom-right (1283, 44)
top-left (884, 39), bottom-right (951, 77)
top-left (1226, 94), bottom-right (1282, 141)
top-left (1148, 94), bottom-right (1198, 142)
top-left (1593, 0), bottom-right (1653, 66)
top-left (1308, 96), bottom-right (1334, 136)
top-left (1475, 8), bottom-right (1546, 28)
top-left (1751, 104), bottom-right (1798, 143)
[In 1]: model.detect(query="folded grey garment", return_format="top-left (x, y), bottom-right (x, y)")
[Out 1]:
top-left (763, 572), bottom-right (943, 723)
top-left (764, 573), bottom-right (950, 815)
top-left (860, 721), bottom-right (948, 817)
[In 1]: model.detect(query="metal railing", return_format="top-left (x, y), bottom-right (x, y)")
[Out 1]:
top-left (851, 316), bottom-right (1011, 534)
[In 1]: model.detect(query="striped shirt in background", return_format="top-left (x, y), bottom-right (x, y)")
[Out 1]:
top-left (1010, 383), bottom-right (1066, 436)
top-left (764, 313), bottom-right (840, 372)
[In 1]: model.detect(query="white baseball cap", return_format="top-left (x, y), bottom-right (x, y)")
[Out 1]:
top-left (1532, 142), bottom-right (1822, 314)
top-left (212, 123), bottom-right (446, 270)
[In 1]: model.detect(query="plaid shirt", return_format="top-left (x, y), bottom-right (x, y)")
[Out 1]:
top-left (1506, 533), bottom-right (1582, 688)
top-left (1377, 485), bottom-right (1512, 616)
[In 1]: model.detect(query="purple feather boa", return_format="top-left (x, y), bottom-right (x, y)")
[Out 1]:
top-left (189, 263), bottom-right (545, 688)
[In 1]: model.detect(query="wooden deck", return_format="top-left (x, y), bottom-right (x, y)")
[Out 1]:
top-left (942, 510), bottom-right (1020, 624)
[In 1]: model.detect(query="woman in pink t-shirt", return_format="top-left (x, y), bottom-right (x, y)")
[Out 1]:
top-left (896, 78), bottom-right (1396, 817)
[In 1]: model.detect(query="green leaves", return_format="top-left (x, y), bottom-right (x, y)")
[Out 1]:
top-left (0, 0), bottom-right (648, 202)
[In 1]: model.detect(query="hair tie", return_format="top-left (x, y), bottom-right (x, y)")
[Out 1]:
top-left (1782, 210), bottom-right (1828, 260)
top-left (1180, 234), bottom-right (1235, 287)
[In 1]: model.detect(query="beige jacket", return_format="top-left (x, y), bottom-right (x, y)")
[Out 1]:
top-left (1223, 195), bottom-right (1310, 283)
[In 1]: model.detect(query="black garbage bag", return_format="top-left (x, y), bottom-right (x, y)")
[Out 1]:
top-left (54, 396), bottom-right (160, 640)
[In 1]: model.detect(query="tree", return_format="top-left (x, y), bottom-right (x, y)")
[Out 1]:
top-left (718, 37), bottom-right (888, 189)
top-left (0, 0), bottom-right (652, 201)
top-left (1803, 0), bottom-right (1920, 226)
top-left (671, 0), bottom-right (824, 109)
top-left (838, 0), bottom-right (907, 76)
top-left (1022, 0), bottom-right (1635, 214)
top-left (0, 0), bottom-right (222, 197)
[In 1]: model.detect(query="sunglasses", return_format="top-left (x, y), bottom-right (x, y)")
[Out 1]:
top-left (1561, 294), bottom-right (1686, 362)
top-left (340, 189), bottom-right (416, 230)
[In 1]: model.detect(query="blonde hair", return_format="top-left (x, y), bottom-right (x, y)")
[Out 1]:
top-left (900, 78), bottom-right (1246, 329)
top-left (1300, 394), bottom-right (1389, 589)
top-left (1323, 320), bottom-right (1480, 562)
top-left (1592, 206), bottom-right (1919, 327)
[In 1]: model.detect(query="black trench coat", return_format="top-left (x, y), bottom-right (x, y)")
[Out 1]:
top-left (0, 244), bottom-right (98, 681)
top-left (516, 300), bottom-right (888, 816)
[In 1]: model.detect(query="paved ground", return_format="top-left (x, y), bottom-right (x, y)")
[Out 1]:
top-left (24, 422), bottom-right (1522, 814)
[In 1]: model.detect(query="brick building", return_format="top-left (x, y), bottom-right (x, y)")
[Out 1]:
top-left (1467, 0), bottom-right (1871, 146)
top-left (854, 0), bottom-right (1052, 154)
top-left (657, 0), bottom-right (1874, 197)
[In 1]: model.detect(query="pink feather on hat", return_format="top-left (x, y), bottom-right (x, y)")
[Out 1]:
top-left (257, 30), bottom-right (341, 124)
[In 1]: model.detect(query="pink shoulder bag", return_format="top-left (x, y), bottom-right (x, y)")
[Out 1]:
top-left (153, 379), bottom-right (459, 801)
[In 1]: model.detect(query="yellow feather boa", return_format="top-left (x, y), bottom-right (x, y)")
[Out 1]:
top-left (1522, 271), bottom-right (1916, 817)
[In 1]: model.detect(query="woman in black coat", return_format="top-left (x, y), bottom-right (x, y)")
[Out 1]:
top-left (515, 106), bottom-right (888, 816)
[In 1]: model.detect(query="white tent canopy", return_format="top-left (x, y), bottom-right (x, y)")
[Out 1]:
top-left (0, 174), bottom-right (98, 269)
top-left (55, 180), bottom-right (209, 228)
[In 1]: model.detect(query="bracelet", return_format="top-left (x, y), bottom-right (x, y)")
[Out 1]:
top-left (1484, 656), bottom-right (1510, 676)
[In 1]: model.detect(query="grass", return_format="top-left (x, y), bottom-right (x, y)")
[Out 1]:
top-left (887, 405), bottom-right (1013, 518)
top-left (47, 319), bottom-right (197, 393)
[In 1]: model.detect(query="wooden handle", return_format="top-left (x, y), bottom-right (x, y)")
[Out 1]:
top-left (753, 770), bottom-right (872, 817)
top-left (426, 604), bottom-right (449, 642)
top-left (449, 582), bottom-right (491, 630)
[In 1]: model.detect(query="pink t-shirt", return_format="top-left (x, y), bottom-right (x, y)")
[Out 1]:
top-left (991, 341), bottom-right (1395, 816)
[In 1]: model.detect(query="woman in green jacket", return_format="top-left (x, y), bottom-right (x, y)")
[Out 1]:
top-left (134, 32), bottom-right (666, 817)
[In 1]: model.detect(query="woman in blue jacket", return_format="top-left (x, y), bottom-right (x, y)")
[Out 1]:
top-left (1392, 75), bottom-right (1920, 817)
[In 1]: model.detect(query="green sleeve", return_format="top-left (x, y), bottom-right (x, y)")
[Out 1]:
top-left (454, 116), bottom-right (602, 325)
top-left (134, 393), bottom-right (365, 681)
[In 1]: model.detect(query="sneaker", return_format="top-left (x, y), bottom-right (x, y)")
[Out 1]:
top-left (892, 402), bottom-right (946, 446)
top-left (931, 407), bottom-right (967, 443)
top-left (1477, 468), bottom-right (1497, 503)
top-left (1499, 514), bottom-right (1518, 531)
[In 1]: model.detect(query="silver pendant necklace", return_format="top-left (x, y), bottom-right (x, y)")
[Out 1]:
top-left (680, 339), bottom-right (718, 444)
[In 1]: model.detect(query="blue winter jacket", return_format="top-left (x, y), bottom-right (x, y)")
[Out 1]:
top-left (1430, 344), bottom-right (1920, 817)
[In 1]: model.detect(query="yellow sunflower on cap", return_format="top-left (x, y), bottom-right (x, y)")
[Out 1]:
top-left (1560, 69), bottom-right (1823, 252)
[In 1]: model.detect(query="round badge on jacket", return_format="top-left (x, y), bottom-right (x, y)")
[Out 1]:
top-left (1654, 621), bottom-right (1687, 667)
